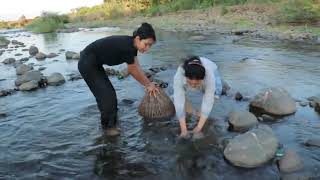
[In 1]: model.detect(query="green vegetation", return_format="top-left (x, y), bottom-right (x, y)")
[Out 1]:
top-left (25, 12), bottom-right (69, 33)
top-left (277, 0), bottom-right (320, 23)
top-left (0, 21), bottom-right (8, 29)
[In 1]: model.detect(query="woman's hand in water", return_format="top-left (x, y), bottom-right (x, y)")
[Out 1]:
top-left (145, 82), bottom-right (159, 97)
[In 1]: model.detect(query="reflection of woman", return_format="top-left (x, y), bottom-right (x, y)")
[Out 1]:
top-left (78, 23), bottom-right (158, 136)
top-left (173, 56), bottom-right (222, 138)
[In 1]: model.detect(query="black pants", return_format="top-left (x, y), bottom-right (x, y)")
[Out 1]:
top-left (78, 51), bottom-right (118, 128)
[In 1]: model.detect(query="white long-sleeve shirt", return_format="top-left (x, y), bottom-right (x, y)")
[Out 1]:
top-left (173, 57), bottom-right (217, 120)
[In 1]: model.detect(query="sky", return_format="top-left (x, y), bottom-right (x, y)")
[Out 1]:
top-left (0, 0), bottom-right (103, 21)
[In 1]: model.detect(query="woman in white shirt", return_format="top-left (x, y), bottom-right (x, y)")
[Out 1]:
top-left (173, 56), bottom-right (222, 138)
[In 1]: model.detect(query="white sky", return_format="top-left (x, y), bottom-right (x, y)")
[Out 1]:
top-left (0, 0), bottom-right (103, 21)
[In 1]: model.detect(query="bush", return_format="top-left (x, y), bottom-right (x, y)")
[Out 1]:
top-left (26, 12), bottom-right (69, 33)
top-left (277, 0), bottom-right (320, 23)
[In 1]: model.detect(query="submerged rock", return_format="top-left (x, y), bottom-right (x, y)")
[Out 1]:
top-left (16, 64), bottom-right (34, 75)
top-left (47, 73), bottom-right (66, 86)
top-left (224, 125), bottom-right (278, 168)
top-left (305, 138), bottom-right (320, 147)
top-left (228, 111), bottom-right (258, 132)
top-left (2, 58), bottom-right (16, 64)
top-left (278, 149), bottom-right (303, 173)
top-left (19, 80), bottom-right (39, 91)
top-left (250, 87), bottom-right (296, 116)
top-left (35, 52), bottom-right (47, 60)
top-left (15, 70), bottom-right (43, 86)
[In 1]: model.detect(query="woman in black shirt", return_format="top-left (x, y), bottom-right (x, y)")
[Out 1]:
top-left (78, 23), bottom-right (158, 136)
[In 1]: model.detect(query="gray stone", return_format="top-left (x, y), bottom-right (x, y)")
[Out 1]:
top-left (46, 53), bottom-right (58, 58)
top-left (224, 125), bottom-right (278, 168)
top-left (299, 101), bottom-right (308, 107)
top-left (305, 138), bottom-right (320, 147)
top-left (261, 114), bottom-right (276, 122)
top-left (15, 70), bottom-right (42, 86)
top-left (16, 64), bottom-right (34, 75)
top-left (2, 58), bottom-right (16, 64)
top-left (19, 80), bottom-right (39, 91)
top-left (47, 73), bottom-right (65, 86)
top-left (35, 52), bottom-right (46, 60)
top-left (29, 46), bottom-right (39, 56)
top-left (278, 149), bottom-right (303, 173)
top-left (250, 87), bottom-right (296, 115)
top-left (235, 92), bottom-right (243, 101)
top-left (188, 35), bottom-right (206, 41)
top-left (222, 79), bottom-right (230, 95)
top-left (65, 51), bottom-right (79, 60)
top-left (38, 67), bottom-right (46, 71)
top-left (14, 53), bottom-right (23, 56)
top-left (228, 111), bottom-right (258, 132)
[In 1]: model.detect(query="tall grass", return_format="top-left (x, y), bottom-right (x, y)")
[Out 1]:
top-left (0, 21), bottom-right (8, 29)
top-left (26, 12), bottom-right (69, 33)
top-left (277, 0), bottom-right (320, 23)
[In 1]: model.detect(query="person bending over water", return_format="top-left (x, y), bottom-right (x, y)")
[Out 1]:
top-left (173, 56), bottom-right (222, 138)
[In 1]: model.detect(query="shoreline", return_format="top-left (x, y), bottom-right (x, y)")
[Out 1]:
top-left (65, 8), bottom-right (320, 45)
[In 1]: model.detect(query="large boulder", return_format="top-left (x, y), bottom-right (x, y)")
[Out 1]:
top-left (47, 73), bottom-right (66, 86)
top-left (250, 87), bottom-right (296, 115)
top-left (2, 58), bottom-right (16, 64)
top-left (224, 125), bottom-right (278, 168)
top-left (228, 111), bottom-right (258, 132)
top-left (29, 46), bottom-right (39, 56)
top-left (15, 70), bottom-right (43, 86)
top-left (0, 36), bottom-right (10, 48)
top-left (35, 52), bottom-right (47, 60)
top-left (16, 64), bottom-right (34, 75)
top-left (278, 149), bottom-right (303, 173)
top-left (19, 81), bottom-right (39, 91)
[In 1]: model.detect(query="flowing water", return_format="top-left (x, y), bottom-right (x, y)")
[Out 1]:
top-left (0, 27), bottom-right (320, 179)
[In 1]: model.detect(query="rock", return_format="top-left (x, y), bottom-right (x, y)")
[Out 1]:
top-left (65, 51), bottom-right (79, 60)
top-left (0, 37), bottom-right (10, 48)
top-left (68, 73), bottom-right (82, 81)
top-left (232, 29), bottom-right (255, 36)
top-left (188, 35), bottom-right (206, 41)
top-left (38, 67), bottom-right (46, 71)
top-left (16, 64), bottom-right (34, 75)
top-left (223, 125), bottom-right (278, 168)
top-left (59, 49), bottom-right (65, 52)
top-left (22, 48), bottom-right (29, 51)
top-left (228, 111), bottom-right (258, 132)
top-left (309, 101), bottom-right (316, 108)
top-left (0, 89), bottom-right (16, 97)
top-left (14, 53), bottom-right (23, 56)
top-left (35, 52), bottom-right (46, 60)
top-left (2, 58), bottom-right (16, 64)
top-left (19, 80), bottom-right (39, 91)
top-left (15, 70), bottom-right (43, 86)
top-left (47, 73), bottom-right (65, 86)
top-left (305, 138), bottom-right (320, 147)
top-left (250, 87), bottom-right (296, 116)
top-left (278, 149), bottom-right (303, 173)
top-left (299, 101), bottom-right (308, 107)
top-left (46, 53), bottom-right (58, 58)
top-left (222, 80), bottom-right (230, 95)
top-left (19, 57), bottom-right (29, 63)
top-left (72, 53), bottom-right (80, 60)
top-left (261, 114), bottom-right (276, 121)
top-left (235, 92), bottom-right (243, 101)
top-left (29, 46), bottom-right (39, 56)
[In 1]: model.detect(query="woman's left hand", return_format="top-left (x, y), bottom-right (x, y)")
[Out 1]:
top-left (145, 82), bottom-right (159, 97)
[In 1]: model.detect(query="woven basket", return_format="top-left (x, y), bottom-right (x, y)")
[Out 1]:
top-left (138, 88), bottom-right (175, 120)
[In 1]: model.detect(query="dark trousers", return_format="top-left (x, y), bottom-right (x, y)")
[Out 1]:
top-left (78, 51), bottom-right (118, 128)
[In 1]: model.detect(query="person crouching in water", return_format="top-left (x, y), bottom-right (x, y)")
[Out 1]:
top-left (173, 56), bottom-right (222, 138)
top-left (78, 23), bottom-right (159, 136)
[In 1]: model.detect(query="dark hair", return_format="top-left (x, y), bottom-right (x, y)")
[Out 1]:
top-left (182, 56), bottom-right (205, 80)
top-left (133, 22), bottom-right (156, 41)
